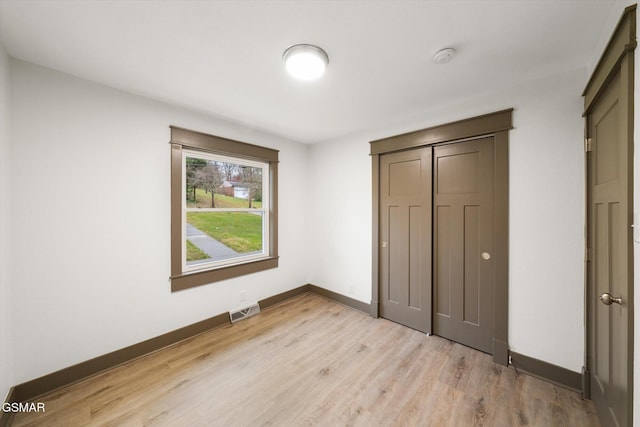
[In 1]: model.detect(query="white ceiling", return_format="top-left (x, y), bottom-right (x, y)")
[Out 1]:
top-left (0, 0), bottom-right (620, 144)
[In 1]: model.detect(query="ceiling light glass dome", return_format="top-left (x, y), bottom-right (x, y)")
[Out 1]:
top-left (283, 44), bottom-right (329, 81)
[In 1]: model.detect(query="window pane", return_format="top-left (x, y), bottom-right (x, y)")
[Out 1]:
top-left (185, 211), bottom-right (264, 266)
top-left (186, 157), bottom-right (263, 209)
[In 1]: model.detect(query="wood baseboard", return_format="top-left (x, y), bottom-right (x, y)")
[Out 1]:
top-left (10, 312), bottom-right (231, 403)
top-left (258, 284), bottom-right (312, 308)
top-left (260, 284), bottom-right (371, 315)
top-left (5, 286), bottom-right (583, 408)
top-left (509, 351), bottom-right (583, 393)
top-left (3, 284), bottom-right (369, 405)
top-left (307, 284), bottom-right (371, 314)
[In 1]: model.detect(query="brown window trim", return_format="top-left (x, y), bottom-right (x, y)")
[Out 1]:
top-left (170, 126), bottom-right (279, 292)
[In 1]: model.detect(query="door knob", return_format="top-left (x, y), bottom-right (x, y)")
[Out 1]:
top-left (600, 293), bottom-right (623, 305)
top-left (481, 252), bottom-right (491, 260)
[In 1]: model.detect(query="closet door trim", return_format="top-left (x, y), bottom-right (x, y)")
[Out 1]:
top-left (370, 109), bottom-right (513, 155)
top-left (370, 109), bottom-right (512, 365)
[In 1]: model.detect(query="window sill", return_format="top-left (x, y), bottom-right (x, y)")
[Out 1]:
top-left (171, 257), bottom-right (279, 292)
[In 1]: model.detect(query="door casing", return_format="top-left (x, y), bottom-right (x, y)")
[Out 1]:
top-left (370, 109), bottom-right (512, 365)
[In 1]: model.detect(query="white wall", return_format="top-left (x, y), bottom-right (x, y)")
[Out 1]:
top-left (307, 137), bottom-right (371, 303)
top-left (0, 43), bottom-right (13, 401)
top-left (507, 71), bottom-right (585, 372)
top-left (8, 59), bottom-right (309, 385)
top-left (308, 67), bottom-right (587, 372)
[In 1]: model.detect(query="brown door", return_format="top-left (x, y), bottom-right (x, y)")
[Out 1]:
top-left (433, 137), bottom-right (495, 354)
top-left (379, 147), bottom-right (432, 332)
top-left (587, 68), bottom-right (632, 427)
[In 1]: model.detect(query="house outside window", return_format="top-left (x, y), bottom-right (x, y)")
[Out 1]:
top-left (170, 126), bottom-right (278, 291)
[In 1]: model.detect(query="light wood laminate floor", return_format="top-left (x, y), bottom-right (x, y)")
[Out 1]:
top-left (12, 293), bottom-right (599, 426)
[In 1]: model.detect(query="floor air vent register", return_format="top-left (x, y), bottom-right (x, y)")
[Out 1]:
top-left (229, 303), bottom-right (261, 323)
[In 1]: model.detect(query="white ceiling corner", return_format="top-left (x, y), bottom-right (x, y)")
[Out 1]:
top-left (0, 0), bottom-right (620, 143)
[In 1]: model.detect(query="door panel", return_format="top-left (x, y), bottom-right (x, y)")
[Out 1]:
top-left (433, 138), bottom-right (494, 354)
top-left (388, 206), bottom-right (401, 303)
top-left (588, 68), bottom-right (631, 427)
top-left (436, 205), bottom-right (452, 318)
top-left (593, 202), bottom-right (609, 396)
top-left (464, 205), bottom-right (480, 325)
top-left (437, 151), bottom-right (479, 194)
top-left (379, 148), bottom-right (432, 332)
top-left (409, 206), bottom-right (423, 309)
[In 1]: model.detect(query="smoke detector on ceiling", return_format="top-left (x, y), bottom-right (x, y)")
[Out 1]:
top-left (433, 48), bottom-right (456, 64)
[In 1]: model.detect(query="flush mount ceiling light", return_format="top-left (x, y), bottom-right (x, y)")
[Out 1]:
top-left (433, 48), bottom-right (456, 64)
top-left (283, 44), bottom-right (329, 81)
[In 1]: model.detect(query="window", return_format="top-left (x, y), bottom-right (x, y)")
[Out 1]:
top-left (170, 126), bottom-right (278, 291)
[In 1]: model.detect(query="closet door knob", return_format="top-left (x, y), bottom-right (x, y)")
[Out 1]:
top-left (600, 293), bottom-right (623, 305)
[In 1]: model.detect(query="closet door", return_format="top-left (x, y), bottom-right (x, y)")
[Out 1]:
top-left (433, 137), bottom-right (495, 353)
top-left (379, 147), bottom-right (432, 332)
